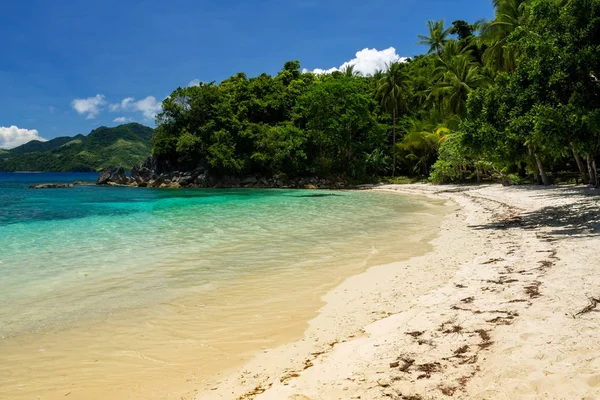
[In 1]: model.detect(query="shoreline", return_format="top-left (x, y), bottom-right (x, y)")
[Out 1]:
top-left (197, 184), bottom-right (600, 400)
top-left (0, 187), bottom-right (446, 400)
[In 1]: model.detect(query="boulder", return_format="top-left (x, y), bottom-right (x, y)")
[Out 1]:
top-left (97, 167), bottom-right (113, 184)
top-left (148, 176), bottom-right (166, 188)
top-left (111, 167), bottom-right (127, 185)
top-left (241, 176), bottom-right (257, 185)
top-left (29, 183), bottom-right (74, 189)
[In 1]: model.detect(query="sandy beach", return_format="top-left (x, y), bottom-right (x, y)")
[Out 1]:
top-left (198, 184), bottom-right (600, 400)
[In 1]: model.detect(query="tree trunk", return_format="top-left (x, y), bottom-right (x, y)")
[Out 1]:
top-left (587, 156), bottom-right (597, 187)
top-left (528, 146), bottom-right (540, 184)
top-left (594, 160), bottom-right (598, 187)
top-left (570, 142), bottom-right (589, 184)
top-left (392, 108), bottom-right (396, 177)
top-left (534, 151), bottom-right (551, 185)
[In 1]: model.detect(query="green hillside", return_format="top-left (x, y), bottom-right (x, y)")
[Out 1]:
top-left (7, 135), bottom-right (85, 155)
top-left (0, 123), bottom-right (154, 172)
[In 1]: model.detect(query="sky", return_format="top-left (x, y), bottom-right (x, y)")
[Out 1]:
top-left (0, 0), bottom-right (494, 149)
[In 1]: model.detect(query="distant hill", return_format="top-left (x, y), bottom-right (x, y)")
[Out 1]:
top-left (7, 135), bottom-right (85, 155)
top-left (0, 123), bottom-right (154, 172)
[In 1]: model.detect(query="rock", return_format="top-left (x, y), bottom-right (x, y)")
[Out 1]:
top-left (147, 176), bottom-right (165, 188)
top-left (241, 176), bottom-right (257, 185)
top-left (132, 166), bottom-right (154, 184)
top-left (179, 167), bottom-right (204, 186)
top-left (389, 361), bottom-right (400, 368)
top-left (29, 183), bottom-right (74, 189)
top-left (131, 166), bottom-right (144, 185)
top-left (303, 184), bottom-right (317, 189)
top-left (97, 167), bottom-right (113, 184)
top-left (111, 167), bottom-right (127, 185)
top-left (194, 174), bottom-right (207, 186)
top-left (73, 181), bottom-right (95, 186)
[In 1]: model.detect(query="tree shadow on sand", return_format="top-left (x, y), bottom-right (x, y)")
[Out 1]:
top-left (470, 186), bottom-right (600, 238)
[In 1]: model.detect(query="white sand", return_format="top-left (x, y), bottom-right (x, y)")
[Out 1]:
top-left (197, 184), bottom-right (600, 400)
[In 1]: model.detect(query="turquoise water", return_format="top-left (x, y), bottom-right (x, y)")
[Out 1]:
top-left (0, 173), bottom-right (442, 339)
top-left (0, 173), bottom-right (449, 400)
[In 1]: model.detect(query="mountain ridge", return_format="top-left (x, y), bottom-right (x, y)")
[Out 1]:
top-left (0, 123), bottom-right (154, 172)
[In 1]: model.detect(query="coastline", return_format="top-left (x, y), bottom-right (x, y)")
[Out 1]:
top-left (197, 184), bottom-right (600, 400)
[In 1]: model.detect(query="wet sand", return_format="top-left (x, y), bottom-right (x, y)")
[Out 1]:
top-left (199, 184), bottom-right (600, 400)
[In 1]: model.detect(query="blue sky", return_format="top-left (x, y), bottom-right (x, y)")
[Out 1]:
top-left (0, 0), bottom-right (493, 148)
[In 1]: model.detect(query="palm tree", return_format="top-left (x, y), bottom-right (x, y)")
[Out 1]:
top-left (417, 20), bottom-right (451, 55)
top-left (434, 55), bottom-right (489, 117)
top-left (376, 62), bottom-right (411, 176)
top-left (399, 121), bottom-right (450, 176)
top-left (439, 39), bottom-right (473, 61)
top-left (478, 0), bottom-right (530, 72)
top-left (341, 64), bottom-right (361, 77)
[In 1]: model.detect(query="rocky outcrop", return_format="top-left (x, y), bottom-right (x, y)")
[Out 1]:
top-left (97, 167), bottom-right (113, 184)
top-left (29, 183), bottom-right (74, 189)
top-left (111, 167), bottom-right (128, 185)
top-left (96, 166), bottom-right (132, 186)
top-left (95, 155), bottom-right (352, 190)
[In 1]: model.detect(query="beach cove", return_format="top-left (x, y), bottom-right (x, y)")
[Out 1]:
top-left (0, 173), bottom-right (449, 400)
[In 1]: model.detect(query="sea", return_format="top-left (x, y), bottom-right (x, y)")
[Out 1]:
top-left (0, 172), bottom-right (449, 399)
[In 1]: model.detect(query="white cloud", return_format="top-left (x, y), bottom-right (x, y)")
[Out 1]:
top-left (131, 96), bottom-right (162, 120)
top-left (188, 79), bottom-right (202, 87)
top-left (113, 117), bottom-right (133, 123)
top-left (0, 126), bottom-right (47, 149)
top-left (303, 47), bottom-right (408, 76)
top-left (109, 97), bottom-right (134, 112)
top-left (109, 96), bottom-right (162, 120)
top-left (49, 106), bottom-right (56, 114)
top-left (71, 94), bottom-right (106, 119)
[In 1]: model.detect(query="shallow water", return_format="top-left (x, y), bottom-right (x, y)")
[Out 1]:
top-left (0, 173), bottom-right (448, 399)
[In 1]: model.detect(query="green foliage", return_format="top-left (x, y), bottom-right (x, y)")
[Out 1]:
top-left (149, 0), bottom-right (600, 185)
top-left (417, 20), bottom-right (452, 54)
top-left (0, 123), bottom-right (153, 172)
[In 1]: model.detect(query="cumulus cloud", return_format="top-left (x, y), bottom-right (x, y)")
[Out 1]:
top-left (109, 97), bottom-right (134, 112)
top-left (303, 47), bottom-right (408, 76)
top-left (113, 117), bottom-right (133, 123)
top-left (109, 96), bottom-right (162, 120)
top-left (0, 126), bottom-right (47, 149)
top-left (71, 94), bottom-right (106, 119)
top-left (188, 79), bottom-right (202, 87)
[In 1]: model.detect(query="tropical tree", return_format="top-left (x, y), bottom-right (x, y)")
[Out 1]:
top-left (341, 64), bottom-right (361, 77)
top-left (479, 0), bottom-right (530, 72)
top-left (376, 62), bottom-right (411, 176)
top-left (434, 55), bottom-right (489, 117)
top-left (417, 20), bottom-right (452, 54)
top-left (399, 121), bottom-right (450, 176)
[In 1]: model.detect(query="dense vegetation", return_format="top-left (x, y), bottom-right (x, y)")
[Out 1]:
top-left (0, 123), bottom-right (153, 172)
top-left (153, 0), bottom-right (598, 185)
